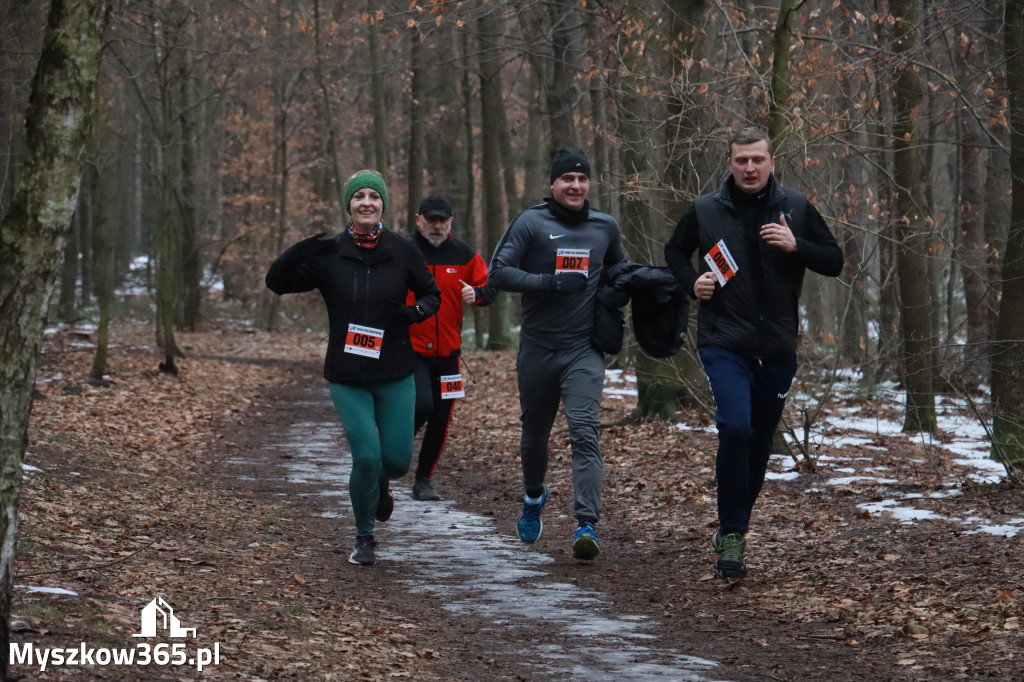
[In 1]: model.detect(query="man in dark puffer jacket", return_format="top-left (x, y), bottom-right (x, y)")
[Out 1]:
top-left (665, 126), bottom-right (844, 580)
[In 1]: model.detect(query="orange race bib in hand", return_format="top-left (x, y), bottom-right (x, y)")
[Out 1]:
top-left (440, 373), bottom-right (465, 399)
top-left (344, 323), bottom-right (385, 359)
top-left (704, 239), bottom-right (739, 287)
top-left (555, 248), bottom-right (590, 276)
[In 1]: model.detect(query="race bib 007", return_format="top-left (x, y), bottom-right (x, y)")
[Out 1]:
top-left (555, 248), bottom-right (590, 276)
top-left (344, 323), bottom-right (385, 359)
top-left (704, 239), bottom-right (739, 287)
top-left (440, 373), bottom-right (465, 399)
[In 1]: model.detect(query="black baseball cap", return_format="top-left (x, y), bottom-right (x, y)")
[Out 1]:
top-left (418, 193), bottom-right (453, 218)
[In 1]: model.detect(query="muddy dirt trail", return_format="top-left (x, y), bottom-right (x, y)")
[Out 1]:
top-left (216, 359), bottom-right (915, 682)
top-left (15, 327), bottom-right (1020, 681)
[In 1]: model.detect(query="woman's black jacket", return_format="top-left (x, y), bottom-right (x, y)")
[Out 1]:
top-left (265, 230), bottom-right (441, 384)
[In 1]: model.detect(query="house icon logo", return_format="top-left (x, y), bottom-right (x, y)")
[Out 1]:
top-left (132, 597), bottom-right (197, 638)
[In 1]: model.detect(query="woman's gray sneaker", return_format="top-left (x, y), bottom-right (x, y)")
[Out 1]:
top-left (412, 476), bottom-right (442, 501)
top-left (349, 535), bottom-right (377, 565)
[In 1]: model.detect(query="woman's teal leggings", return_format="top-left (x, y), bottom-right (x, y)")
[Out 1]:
top-left (329, 375), bottom-right (415, 536)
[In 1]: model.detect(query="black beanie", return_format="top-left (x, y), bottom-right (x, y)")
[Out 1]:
top-left (549, 147), bottom-right (591, 184)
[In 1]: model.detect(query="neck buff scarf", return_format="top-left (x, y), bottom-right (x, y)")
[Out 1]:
top-left (545, 196), bottom-right (591, 225)
top-left (347, 222), bottom-right (384, 249)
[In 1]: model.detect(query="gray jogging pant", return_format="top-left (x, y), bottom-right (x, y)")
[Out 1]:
top-left (516, 340), bottom-right (604, 524)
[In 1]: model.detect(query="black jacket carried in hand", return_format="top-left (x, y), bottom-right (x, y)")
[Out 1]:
top-left (266, 230), bottom-right (441, 384)
top-left (593, 262), bottom-right (689, 358)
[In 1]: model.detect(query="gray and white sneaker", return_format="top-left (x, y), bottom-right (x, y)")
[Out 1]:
top-left (349, 535), bottom-right (377, 565)
top-left (412, 476), bottom-right (441, 501)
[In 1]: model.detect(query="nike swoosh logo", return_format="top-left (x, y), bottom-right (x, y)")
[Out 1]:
top-left (549, 234), bottom-right (565, 240)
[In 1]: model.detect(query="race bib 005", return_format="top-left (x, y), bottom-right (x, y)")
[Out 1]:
top-left (555, 248), bottom-right (590, 276)
top-left (344, 323), bottom-right (385, 359)
top-left (440, 373), bottom-right (465, 399)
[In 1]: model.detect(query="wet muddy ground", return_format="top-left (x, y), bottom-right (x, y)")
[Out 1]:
top-left (15, 327), bottom-right (1021, 680)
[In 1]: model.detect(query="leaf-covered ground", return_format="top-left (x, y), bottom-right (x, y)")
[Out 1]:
top-left (12, 322), bottom-right (1023, 680)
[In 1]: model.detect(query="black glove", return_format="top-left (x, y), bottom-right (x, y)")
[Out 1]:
top-left (545, 272), bottom-right (588, 294)
top-left (395, 304), bottom-right (426, 326)
top-left (294, 232), bottom-right (332, 259)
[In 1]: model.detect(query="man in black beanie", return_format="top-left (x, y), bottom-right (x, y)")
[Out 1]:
top-left (488, 146), bottom-right (629, 561)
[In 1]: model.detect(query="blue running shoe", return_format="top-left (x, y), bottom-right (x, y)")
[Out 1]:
top-left (572, 522), bottom-right (600, 560)
top-left (517, 486), bottom-right (547, 543)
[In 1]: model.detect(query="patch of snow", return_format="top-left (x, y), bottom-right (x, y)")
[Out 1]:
top-left (828, 476), bottom-right (900, 486)
top-left (15, 585), bottom-right (78, 596)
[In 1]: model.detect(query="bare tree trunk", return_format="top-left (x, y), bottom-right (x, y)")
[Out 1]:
top-left (954, 18), bottom-right (988, 368)
top-left (458, 29), bottom-right (485, 350)
top-left (983, 8), bottom-right (1010, 346)
top-left (90, 156), bottom-right (114, 382)
top-left (616, 1), bottom-right (681, 419)
top-left (313, 0), bottom-right (344, 209)
top-left (154, 0), bottom-right (187, 373)
top-left (264, 72), bottom-right (300, 332)
top-left (767, 0), bottom-right (797, 152)
top-left (368, 2), bottom-right (389, 184)
top-left (524, 64), bottom-right (548, 202)
top-left (406, 26), bottom-right (426, 231)
top-left (0, 2), bottom-right (43, 218)
top-left (984, 140), bottom-right (1009, 342)
top-left (585, 9), bottom-right (610, 211)
top-left (0, 0), bottom-right (109, 669)
top-left (544, 0), bottom-right (581, 151)
top-left (478, 9), bottom-right (513, 350)
top-left (57, 201), bottom-right (81, 320)
top-left (992, 0), bottom-right (1024, 473)
top-left (872, 51), bottom-right (901, 378)
top-left (957, 107), bottom-right (988, 384)
top-left (890, 0), bottom-right (937, 433)
top-left (179, 39), bottom-right (202, 332)
top-left (424, 21), bottom-right (462, 197)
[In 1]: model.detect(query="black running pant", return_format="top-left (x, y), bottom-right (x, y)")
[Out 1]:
top-left (413, 355), bottom-right (459, 479)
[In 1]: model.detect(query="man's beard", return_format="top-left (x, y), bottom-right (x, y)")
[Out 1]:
top-left (424, 233), bottom-right (446, 247)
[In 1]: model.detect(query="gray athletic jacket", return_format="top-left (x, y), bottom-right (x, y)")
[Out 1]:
top-left (489, 198), bottom-right (629, 350)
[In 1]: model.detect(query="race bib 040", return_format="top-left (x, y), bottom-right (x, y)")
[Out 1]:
top-left (555, 248), bottom-right (590, 276)
top-left (704, 240), bottom-right (739, 287)
top-left (440, 373), bottom-right (465, 399)
top-left (344, 323), bottom-right (385, 359)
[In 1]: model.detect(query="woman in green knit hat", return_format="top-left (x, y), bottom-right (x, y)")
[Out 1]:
top-left (266, 169), bottom-right (441, 566)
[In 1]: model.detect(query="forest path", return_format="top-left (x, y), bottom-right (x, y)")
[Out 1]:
top-left (227, 372), bottom-right (724, 681)
top-left (15, 326), bottom-right (1020, 680)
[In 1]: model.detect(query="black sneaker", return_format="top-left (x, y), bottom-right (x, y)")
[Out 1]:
top-left (348, 535), bottom-right (377, 565)
top-left (412, 476), bottom-right (441, 501)
top-left (375, 483), bottom-right (394, 522)
top-left (712, 531), bottom-right (747, 579)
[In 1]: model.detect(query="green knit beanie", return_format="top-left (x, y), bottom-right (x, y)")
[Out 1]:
top-left (344, 170), bottom-right (389, 215)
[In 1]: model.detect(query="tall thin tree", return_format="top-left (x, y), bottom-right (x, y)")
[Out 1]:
top-left (890, 0), bottom-right (937, 432)
top-left (991, 0), bottom-right (1024, 474)
top-left (0, 0), bottom-right (109, 668)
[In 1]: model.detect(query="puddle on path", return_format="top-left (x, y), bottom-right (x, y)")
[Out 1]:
top-left (244, 392), bottom-right (724, 681)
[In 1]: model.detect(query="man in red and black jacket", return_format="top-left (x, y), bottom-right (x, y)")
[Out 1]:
top-left (406, 193), bottom-right (497, 501)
